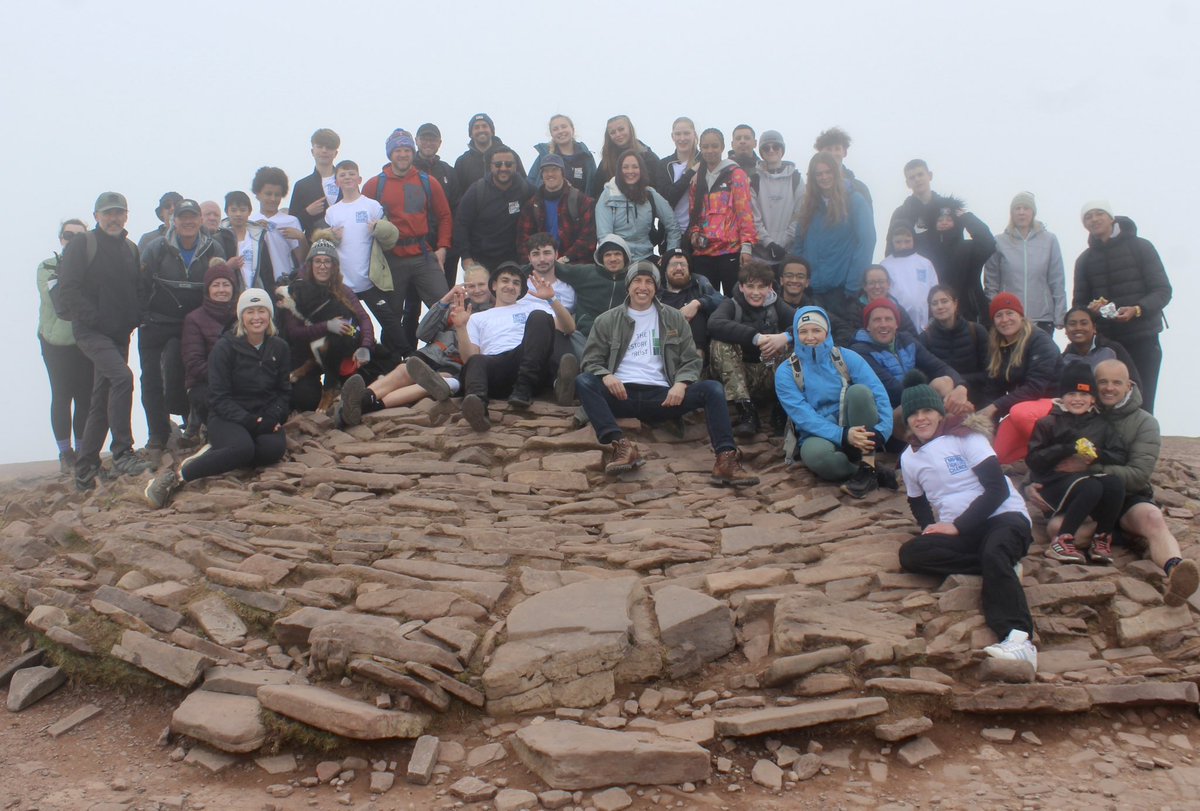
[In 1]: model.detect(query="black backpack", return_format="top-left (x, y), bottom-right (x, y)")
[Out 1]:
top-left (49, 232), bottom-right (137, 320)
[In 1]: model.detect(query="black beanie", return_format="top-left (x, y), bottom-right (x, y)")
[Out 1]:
top-left (1059, 362), bottom-right (1097, 397)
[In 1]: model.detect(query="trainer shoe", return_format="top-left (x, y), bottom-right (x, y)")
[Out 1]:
top-left (554, 354), bottom-right (579, 406)
top-left (340, 374), bottom-right (366, 427)
top-left (144, 469), bottom-right (181, 509)
top-left (58, 448), bottom-right (77, 476)
top-left (711, 449), bottom-right (759, 488)
top-left (1046, 533), bottom-right (1086, 564)
top-left (604, 438), bottom-right (644, 475)
top-left (1089, 532), bottom-right (1114, 565)
top-left (74, 460), bottom-right (99, 493)
top-left (461, 394), bottom-right (491, 431)
top-left (406, 356), bottom-right (452, 402)
top-left (177, 444), bottom-right (211, 479)
top-left (1165, 559), bottom-right (1200, 608)
top-left (840, 463), bottom-right (878, 499)
top-left (983, 629), bottom-right (1038, 671)
top-left (110, 450), bottom-right (151, 477)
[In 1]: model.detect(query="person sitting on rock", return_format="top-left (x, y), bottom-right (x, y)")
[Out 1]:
top-left (144, 289), bottom-right (290, 509)
top-left (656, 248), bottom-right (723, 363)
top-left (706, 260), bottom-right (794, 437)
top-left (896, 371), bottom-right (1038, 670)
top-left (774, 305), bottom-right (893, 499)
top-left (556, 234), bottom-right (633, 355)
top-left (576, 261), bottom-right (759, 487)
top-left (1061, 306), bottom-right (1141, 389)
top-left (337, 264), bottom-right (494, 427)
top-left (1026, 363), bottom-right (1126, 566)
top-left (455, 262), bottom-right (576, 430)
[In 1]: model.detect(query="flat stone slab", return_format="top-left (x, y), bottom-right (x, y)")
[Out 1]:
top-left (1118, 604), bottom-right (1194, 646)
top-left (0, 650), bottom-right (45, 688)
top-left (512, 721), bottom-right (710, 790)
top-left (372, 557), bottom-right (507, 583)
top-left (762, 646), bottom-right (852, 686)
top-left (898, 736), bottom-right (941, 767)
top-left (505, 577), bottom-right (639, 640)
top-left (201, 665), bottom-right (292, 697)
top-left (111, 630), bottom-right (211, 688)
top-left (258, 684), bottom-right (426, 740)
top-left (654, 585), bottom-right (735, 672)
top-left (714, 697), bottom-right (889, 737)
top-left (47, 704), bottom-right (102, 737)
top-left (773, 592), bottom-right (917, 653)
top-left (874, 716), bottom-right (933, 742)
top-left (951, 684), bottom-right (1092, 714)
top-left (1085, 682), bottom-right (1199, 707)
top-left (93, 585), bottom-right (183, 633)
top-left (171, 691), bottom-right (266, 753)
top-left (865, 677), bottom-right (952, 696)
top-left (7, 666), bottom-right (66, 711)
top-left (406, 734), bottom-right (439, 785)
top-left (354, 588), bottom-right (487, 621)
top-left (187, 595), bottom-right (248, 648)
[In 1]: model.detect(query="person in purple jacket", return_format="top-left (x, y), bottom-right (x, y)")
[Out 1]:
top-left (180, 262), bottom-right (237, 436)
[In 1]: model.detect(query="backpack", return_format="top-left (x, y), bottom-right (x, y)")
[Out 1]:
top-left (48, 231), bottom-right (137, 320)
top-left (370, 170), bottom-right (438, 247)
top-left (781, 346), bottom-right (852, 462)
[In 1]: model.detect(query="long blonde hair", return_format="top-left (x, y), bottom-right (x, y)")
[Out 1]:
top-left (986, 317), bottom-right (1032, 380)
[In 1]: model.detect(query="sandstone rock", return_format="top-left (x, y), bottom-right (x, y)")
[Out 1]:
top-left (705, 567), bottom-right (790, 596)
top-left (0, 649), bottom-right (45, 688)
top-left (258, 685), bottom-right (426, 739)
top-left (406, 735), bottom-right (439, 785)
top-left (1118, 605), bottom-right (1194, 646)
top-left (865, 677), bottom-right (952, 696)
top-left (874, 716), bottom-right (933, 742)
top-left (187, 596), bottom-right (248, 648)
top-left (592, 787), bottom-right (634, 810)
top-left (373, 557), bottom-right (507, 583)
top-left (761, 646), bottom-right (853, 686)
top-left (404, 661), bottom-right (485, 708)
top-left (792, 753), bottom-right (822, 780)
top-left (898, 736), bottom-right (941, 766)
top-left (25, 604), bottom-right (69, 632)
top-left (46, 704), bottom-right (102, 738)
top-left (715, 697), bottom-right (889, 737)
top-left (255, 754), bottom-right (297, 775)
top-left (170, 629), bottom-right (249, 665)
top-left (977, 658), bottom-right (1036, 683)
top-left (772, 592), bottom-right (916, 653)
top-left (494, 788), bottom-right (539, 811)
top-left (45, 626), bottom-right (93, 655)
top-left (348, 660), bottom-right (450, 712)
top-left (111, 630), bottom-right (211, 688)
top-left (951, 684), bottom-right (1092, 714)
top-left (369, 771), bottom-right (394, 794)
top-left (1085, 682), bottom-right (1199, 707)
top-left (201, 665), bottom-right (292, 697)
top-left (539, 789), bottom-right (574, 809)
top-left (206, 568), bottom-right (267, 590)
top-left (1025, 581), bottom-right (1117, 609)
top-left (93, 585), bottom-right (184, 633)
top-left (512, 721), bottom-right (710, 790)
top-left (851, 641), bottom-right (895, 667)
top-left (449, 776), bottom-right (496, 802)
top-left (170, 691), bottom-right (266, 753)
top-left (355, 587), bottom-right (487, 621)
top-left (505, 577), bottom-right (639, 640)
top-left (466, 742), bottom-right (506, 768)
top-left (308, 621), bottom-right (463, 674)
top-left (981, 727), bottom-right (1016, 743)
top-left (183, 745), bottom-right (236, 773)
top-left (6, 665), bottom-right (66, 711)
top-left (752, 758), bottom-right (783, 790)
top-left (719, 525), bottom-right (804, 555)
top-left (795, 673), bottom-right (855, 696)
top-left (656, 718), bottom-right (715, 744)
top-left (653, 585), bottom-right (735, 676)
top-left (507, 470), bottom-right (589, 491)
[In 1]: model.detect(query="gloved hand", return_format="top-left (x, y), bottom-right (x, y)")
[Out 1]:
top-left (326, 318), bottom-right (351, 335)
top-left (353, 347), bottom-right (370, 365)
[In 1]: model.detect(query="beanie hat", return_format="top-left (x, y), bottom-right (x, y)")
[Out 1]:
top-left (625, 261), bottom-right (660, 290)
top-left (863, 297), bottom-right (901, 328)
top-left (796, 308), bottom-right (830, 334)
top-left (659, 247), bottom-right (688, 270)
top-left (539, 153), bottom-right (566, 174)
top-left (203, 261), bottom-right (237, 292)
top-left (307, 239), bottom-right (339, 263)
top-left (386, 128), bottom-right (415, 157)
top-left (901, 370), bottom-right (945, 421)
top-left (1011, 191), bottom-right (1037, 213)
top-left (469, 113), bottom-right (495, 135)
top-left (1080, 199), bottom-right (1114, 223)
top-left (1059, 362), bottom-right (1097, 398)
top-left (989, 291), bottom-right (1024, 321)
top-left (237, 288), bottom-right (274, 319)
top-left (759, 130), bottom-right (785, 149)
top-left (489, 261), bottom-right (527, 299)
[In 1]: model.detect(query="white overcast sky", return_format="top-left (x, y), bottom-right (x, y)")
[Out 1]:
top-left (3, 0), bottom-right (1197, 463)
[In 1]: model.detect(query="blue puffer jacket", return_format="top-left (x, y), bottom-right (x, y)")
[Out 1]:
top-left (789, 190), bottom-right (876, 297)
top-left (851, 329), bottom-right (962, 407)
top-left (775, 305), bottom-right (892, 447)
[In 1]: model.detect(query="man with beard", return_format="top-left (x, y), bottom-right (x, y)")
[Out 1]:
top-left (656, 248), bottom-right (722, 360)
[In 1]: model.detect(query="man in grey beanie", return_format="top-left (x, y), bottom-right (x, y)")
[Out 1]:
top-left (575, 261), bottom-right (759, 487)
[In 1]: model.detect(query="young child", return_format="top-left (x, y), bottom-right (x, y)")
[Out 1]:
top-left (1026, 363), bottom-right (1126, 565)
top-left (880, 222), bottom-right (937, 332)
top-left (252, 166), bottom-right (309, 281)
top-left (323, 160), bottom-right (385, 298)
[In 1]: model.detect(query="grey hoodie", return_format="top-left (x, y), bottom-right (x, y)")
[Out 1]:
top-left (750, 160), bottom-right (804, 256)
top-left (983, 222), bottom-right (1066, 326)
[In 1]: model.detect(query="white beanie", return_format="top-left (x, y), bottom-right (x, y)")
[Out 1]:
top-left (237, 288), bottom-right (274, 319)
top-left (1080, 199), bottom-right (1114, 223)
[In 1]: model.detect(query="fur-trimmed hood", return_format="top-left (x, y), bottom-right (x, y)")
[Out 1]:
top-left (908, 410), bottom-right (994, 451)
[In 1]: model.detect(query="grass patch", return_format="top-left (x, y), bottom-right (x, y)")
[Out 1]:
top-left (260, 709), bottom-right (346, 754)
top-left (37, 637), bottom-right (166, 694)
top-left (228, 599), bottom-right (278, 640)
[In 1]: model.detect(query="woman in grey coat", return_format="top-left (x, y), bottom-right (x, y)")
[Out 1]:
top-left (983, 192), bottom-right (1066, 335)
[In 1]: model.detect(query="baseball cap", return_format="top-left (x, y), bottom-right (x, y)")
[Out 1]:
top-left (94, 191), bottom-right (128, 213)
top-left (174, 199), bottom-right (202, 217)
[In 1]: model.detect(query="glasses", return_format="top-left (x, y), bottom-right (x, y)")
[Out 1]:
top-left (492, 161), bottom-right (514, 168)
top-left (761, 144), bottom-right (783, 153)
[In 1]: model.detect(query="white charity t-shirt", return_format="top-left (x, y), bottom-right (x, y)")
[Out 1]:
top-left (882, 253), bottom-right (938, 332)
top-left (527, 275), bottom-right (576, 312)
top-left (466, 296), bottom-right (554, 356)
top-left (255, 210), bottom-right (303, 279)
top-left (614, 306), bottom-right (670, 387)
top-left (901, 431), bottom-right (1028, 525)
top-left (321, 173), bottom-right (339, 207)
top-left (325, 196), bottom-right (385, 293)
top-left (236, 231), bottom-right (259, 290)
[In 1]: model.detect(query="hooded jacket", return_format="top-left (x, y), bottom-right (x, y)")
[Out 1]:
top-left (982, 324), bottom-right (1061, 416)
top-left (984, 222), bottom-right (1066, 326)
top-left (37, 254), bottom-right (75, 346)
top-left (1072, 216), bottom-right (1171, 342)
top-left (181, 292), bottom-right (235, 390)
top-left (919, 317), bottom-right (990, 402)
top-left (361, 165), bottom-right (453, 258)
top-left (708, 289), bottom-right (795, 363)
top-left (851, 328), bottom-right (962, 407)
top-left (594, 178), bottom-right (681, 263)
top-left (750, 161), bottom-right (804, 256)
top-left (789, 189), bottom-right (876, 297)
top-left (687, 160), bottom-right (757, 257)
top-left (207, 332), bottom-right (291, 431)
top-left (140, 228), bottom-right (227, 327)
top-left (453, 136), bottom-right (526, 194)
top-left (527, 141), bottom-right (597, 194)
top-left (452, 174), bottom-right (532, 268)
top-left (917, 199), bottom-right (995, 322)
top-left (56, 227), bottom-right (141, 341)
top-left (515, 185), bottom-right (597, 265)
top-left (554, 235), bottom-right (633, 336)
top-left (1027, 401), bottom-right (1126, 486)
top-left (1095, 384), bottom-right (1160, 499)
top-left (657, 152), bottom-right (699, 227)
top-left (658, 272), bottom-right (723, 318)
top-left (775, 305), bottom-right (892, 448)
top-left (581, 299), bottom-right (701, 386)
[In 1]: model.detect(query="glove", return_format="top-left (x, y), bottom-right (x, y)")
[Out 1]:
top-left (326, 318), bottom-right (350, 335)
top-left (353, 347), bottom-right (370, 365)
top-left (767, 242), bottom-right (786, 261)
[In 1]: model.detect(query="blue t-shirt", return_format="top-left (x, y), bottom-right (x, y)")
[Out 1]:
top-left (545, 196), bottom-right (561, 248)
top-left (180, 244), bottom-right (197, 268)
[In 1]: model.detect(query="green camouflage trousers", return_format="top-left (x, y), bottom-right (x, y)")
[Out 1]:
top-left (710, 340), bottom-right (777, 403)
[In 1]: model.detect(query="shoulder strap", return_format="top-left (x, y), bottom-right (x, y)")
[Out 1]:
top-left (830, 346), bottom-right (851, 382)
top-left (370, 172), bottom-right (388, 215)
top-left (419, 171), bottom-right (437, 243)
top-left (565, 187), bottom-right (582, 223)
top-left (85, 231), bottom-right (98, 268)
top-left (788, 352), bottom-right (804, 390)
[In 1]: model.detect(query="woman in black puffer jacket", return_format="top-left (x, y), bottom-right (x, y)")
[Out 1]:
top-left (920, 285), bottom-right (990, 406)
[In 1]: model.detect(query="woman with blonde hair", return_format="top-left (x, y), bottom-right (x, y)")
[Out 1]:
top-left (588, 114), bottom-right (660, 198)
top-left (527, 114), bottom-right (596, 194)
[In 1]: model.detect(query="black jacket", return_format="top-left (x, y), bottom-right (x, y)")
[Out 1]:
top-left (1027, 403), bottom-right (1126, 485)
top-left (212, 227), bottom-right (277, 295)
top-left (57, 227), bottom-right (141, 341)
top-left (208, 333), bottom-right (291, 430)
top-left (1073, 216), bottom-right (1171, 342)
top-left (843, 166), bottom-right (872, 207)
top-left (454, 138), bottom-right (526, 196)
top-left (657, 153), bottom-right (698, 210)
top-left (452, 175), bottom-right (532, 268)
top-left (288, 169), bottom-right (341, 238)
top-left (414, 154), bottom-right (462, 211)
top-left (983, 326), bottom-right (1062, 416)
top-left (924, 204), bottom-right (995, 323)
top-left (707, 291), bottom-right (795, 364)
top-left (920, 317), bottom-right (991, 403)
top-left (140, 230), bottom-right (227, 328)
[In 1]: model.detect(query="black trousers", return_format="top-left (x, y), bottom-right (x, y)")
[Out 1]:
top-left (1122, 333), bottom-right (1162, 414)
top-left (40, 337), bottom-right (93, 445)
top-left (73, 325), bottom-right (136, 466)
top-left (690, 253), bottom-right (741, 297)
top-left (1042, 473), bottom-right (1125, 536)
top-left (180, 415), bottom-right (286, 481)
top-left (138, 322), bottom-right (188, 445)
top-left (899, 511), bottom-right (1034, 640)
top-left (461, 310), bottom-right (566, 400)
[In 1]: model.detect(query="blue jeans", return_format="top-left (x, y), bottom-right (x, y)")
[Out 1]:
top-left (575, 373), bottom-right (735, 453)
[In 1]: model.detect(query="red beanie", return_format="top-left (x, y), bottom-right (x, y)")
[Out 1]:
top-left (989, 292), bottom-right (1025, 321)
top-left (863, 297), bottom-right (901, 328)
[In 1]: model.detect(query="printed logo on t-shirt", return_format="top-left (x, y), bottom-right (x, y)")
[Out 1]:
top-left (917, 269), bottom-right (928, 283)
top-left (627, 325), bottom-right (661, 358)
top-left (355, 211), bottom-right (369, 224)
top-left (944, 454), bottom-right (969, 475)
top-left (508, 201), bottom-right (521, 215)
top-left (512, 312), bottom-right (529, 325)
top-left (573, 167), bottom-right (584, 179)
top-left (241, 249), bottom-right (253, 265)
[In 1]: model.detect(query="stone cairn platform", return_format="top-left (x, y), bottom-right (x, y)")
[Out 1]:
top-left (1, 397), bottom-right (1199, 804)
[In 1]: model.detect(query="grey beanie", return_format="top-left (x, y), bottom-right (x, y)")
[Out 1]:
top-left (307, 239), bottom-right (339, 262)
top-left (625, 261), bottom-right (660, 289)
top-left (760, 130), bottom-right (785, 149)
top-left (1010, 191), bottom-right (1037, 213)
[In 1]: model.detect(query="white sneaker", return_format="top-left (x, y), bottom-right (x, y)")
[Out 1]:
top-left (983, 629), bottom-right (1037, 671)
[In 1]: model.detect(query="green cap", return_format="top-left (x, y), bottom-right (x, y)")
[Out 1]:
top-left (94, 191), bottom-right (128, 213)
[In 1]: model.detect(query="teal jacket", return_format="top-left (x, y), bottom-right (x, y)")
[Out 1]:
top-left (582, 300), bottom-right (702, 386)
top-left (37, 255), bottom-right (75, 346)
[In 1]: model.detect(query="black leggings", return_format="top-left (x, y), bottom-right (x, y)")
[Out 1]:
top-left (180, 415), bottom-right (286, 482)
top-left (40, 338), bottom-right (93, 445)
top-left (689, 253), bottom-right (741, 297)
top-left (1043, 474), bottom-right (1126, 536)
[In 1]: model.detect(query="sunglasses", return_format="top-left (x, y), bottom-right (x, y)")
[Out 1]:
top-left (492, 161), bottom-right (514, 168)
top-left (761, 143), bottom-right (783, 152)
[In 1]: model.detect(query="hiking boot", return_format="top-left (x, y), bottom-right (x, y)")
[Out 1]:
top-left (58, 448), bottom-right (77, 476)
top-left (461, 394), bottom-right (491, 431)
top-left (1165, 559), bottom-right (1200, 607)
top-left (406, 356), bottom-right (452, 402)
top-left (143, 441), bottom-right (166, 469)
top-left (74, 460), bottom-right (99, 493)
top-left (110, 450), bottom-right (151, 477)
top-left (876, 463), bottom-right (899, 491)
top-left (711, 449), bottom-right (759, 487)
top-left (605, 438), bottom-right (643, 475)
top-left (144, 469), bottom-right (181, 510)
top-left (840, 463), bottom-right (878, 499)
top-left (340, 374), bottom-right (366, 427)
top-left (508, 384), bottom-right (534, 409)
top-left (1089, 532), bottom-right (1114, 565)
top-left (983, 629), bottom-right (1038, 671)
top-left (731, 400), bottom-right (760, 437)
top-left (1046, 533), bottom-right (1086, 564)
top-left (554, 354), bottom-right (579, 406)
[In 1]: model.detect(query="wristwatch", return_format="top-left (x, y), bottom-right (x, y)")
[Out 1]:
top-left (1134, 305), bottom-right (1143, 318)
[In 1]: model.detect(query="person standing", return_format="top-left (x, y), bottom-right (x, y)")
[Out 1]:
top-left (454, 113), bottom-right (526, 193)
top-left (527, 114), bottom-right (596, 194)
top-left (56, 193), bottom-right (151, 490)
top-left (1073, 200), bottom-right (1171, 413)
top-left (414, 123), bottom-right (463, 288)
top-left (288, 128), bottom-right (342, 238)
top-left (37, 219), bottom-right (93, 473)
top-left (657, 117), bottom-right (700, 234)
top-left (814, 127), bottom-right (872, 206)
top-left (137, 191), bottom-right (182, 251)
top-left (686, 129), bottom-right (757, 296)
top-left (594, 151), bottom-right (679, 263)
top-left (516, 154), bottom-right (596, 265)
top-left (750, 129), bottom-right (803, 266)
top-left (588, 115), bottom-right (660, 198)
top-left (454, 144), bottom-right (532, 272)
top-left (984, 192), bottom-right (1066, 335)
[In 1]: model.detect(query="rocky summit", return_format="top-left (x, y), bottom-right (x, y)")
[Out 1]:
top-left (2, 399), bottom-right (1200, 805)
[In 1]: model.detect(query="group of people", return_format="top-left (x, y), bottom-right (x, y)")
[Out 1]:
top-left (39, 114), bottom-right (1181, 673)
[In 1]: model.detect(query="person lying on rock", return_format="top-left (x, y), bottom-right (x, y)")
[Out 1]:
top-left (896, 371), bottom-right (1038, 669)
